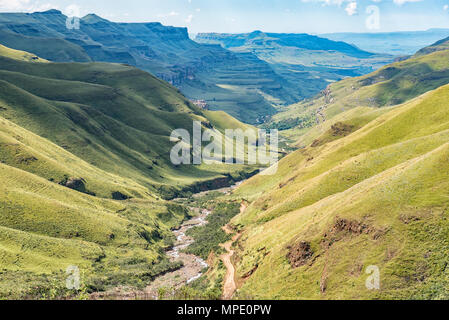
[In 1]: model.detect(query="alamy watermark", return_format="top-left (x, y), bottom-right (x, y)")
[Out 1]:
top-left (170, 121), bottom-right (279, 175)
top-left (66, 265), bottom-right (80, 290)
top-left (366, 5), bottom-right (380, 30)
top-left (365, 265), bottom-right (380, 290)
top-left (65, 5), bottom-right (81, 30)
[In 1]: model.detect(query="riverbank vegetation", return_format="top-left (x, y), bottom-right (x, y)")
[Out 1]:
top-left (184, 201), bottom-right (241, 260)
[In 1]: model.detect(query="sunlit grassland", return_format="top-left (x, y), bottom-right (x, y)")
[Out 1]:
top-left (0, 46), bottom-right (259, 298)
top-left (0, 44), bottom-right (48, 63)
top-left (229, 83), bottom-right (449, 299)
top-left (0, 55), bottom-right (256, 199)
top-left (272, 48), bottom-right (449, 146)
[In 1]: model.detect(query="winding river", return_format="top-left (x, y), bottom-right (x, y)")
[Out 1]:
top-left (144, 182), bottom-right (243, 298)
top-left (142, 207), bottom-right (212, 298)
top-left (91, 182), bottom-right (243, 300)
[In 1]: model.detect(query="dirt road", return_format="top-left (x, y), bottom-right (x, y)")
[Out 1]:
top-left (220, 229), bottom-right (239, 300)
top-left (91, 186), bottom-right (247, 300)
top-left (220, 202), bottom-right (247, 300)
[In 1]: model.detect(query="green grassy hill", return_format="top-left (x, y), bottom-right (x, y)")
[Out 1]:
top-left (0, 113), bottom-right (189, 298)
top-left (0, 53), bottom-right (257, 199)
top-left (270, 38), bottom-right (449, 146)
top-left (227, 71), bottom-right (449, 299)
top-left (0, 44), bottom-right (48, 63)
top-left (0, 46), bottom-right (258, 298)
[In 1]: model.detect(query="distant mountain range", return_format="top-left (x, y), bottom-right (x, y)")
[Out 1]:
top-left (321, 29), bottom-right (449, 55)
top-left (195, 31), bottom-right (394, 75)
top-left (0, 10), bottom-right (393, 124)
top-left (195, 31), bottom-right (394, 109)
top-left (196, 31), bottom-right (375, 57)
top-left (270, 35), bottom-right (449, 145)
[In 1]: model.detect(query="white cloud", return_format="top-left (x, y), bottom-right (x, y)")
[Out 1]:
top-left (303, 0), bottom-right (422, 5)
top-left (302, 0), bottom-right (361, 15)
top-left (393, 0), bottom-right (422, 5)
top-left (444, 4), bottom-right (449, 11)
top-left (157, 11), bottom-right (180, 18)
top-left (301, 0), bottom-right (348, 5)
top-left (63, 4), bottom-right (80, 17)
top-left (0, 0), bottom-right (56, 12)
top-left (185, 14), bottom-right (193, 23)
top-left (345, 1), bottom-right (357, 15)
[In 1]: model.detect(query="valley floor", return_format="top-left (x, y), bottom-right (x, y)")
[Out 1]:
top-left (89, 184), bottom-right (245, 300)
top-left (90, 208), bottom-right (211, 300)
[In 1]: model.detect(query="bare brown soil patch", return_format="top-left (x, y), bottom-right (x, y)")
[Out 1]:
top-left (286, 241), bottom-right (314, 268)
top-left (220, 225), bottom-right (242, 300)
top-left (330, 122), bottom-right (355, 137)
top-left (322, 218), bottom-right (377, 248)
top-left (311, 122), bottom-right (356, 147)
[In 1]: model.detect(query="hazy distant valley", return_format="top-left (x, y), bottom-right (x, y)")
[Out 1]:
top-left (321, 29), bottom-right (449, 55)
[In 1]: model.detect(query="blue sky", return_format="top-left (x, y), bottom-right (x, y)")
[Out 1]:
top-left (1, 0), bottom-right (449, 34)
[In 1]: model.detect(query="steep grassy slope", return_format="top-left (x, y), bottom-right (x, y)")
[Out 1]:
top-left (0, 116), bottom-right (190, 298)
top-left (0, 44), bottom-right (48, 62)
top-left (229, 83), bottom-right (449, 299)
top-left (0, 46), bottom-right (259, 298)
top-left (0, 54), bottom-right (256, 200)
top-left (204, 110), bottom-right (253, 133)
top-left (271, 40), bottom-right (449, 145)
